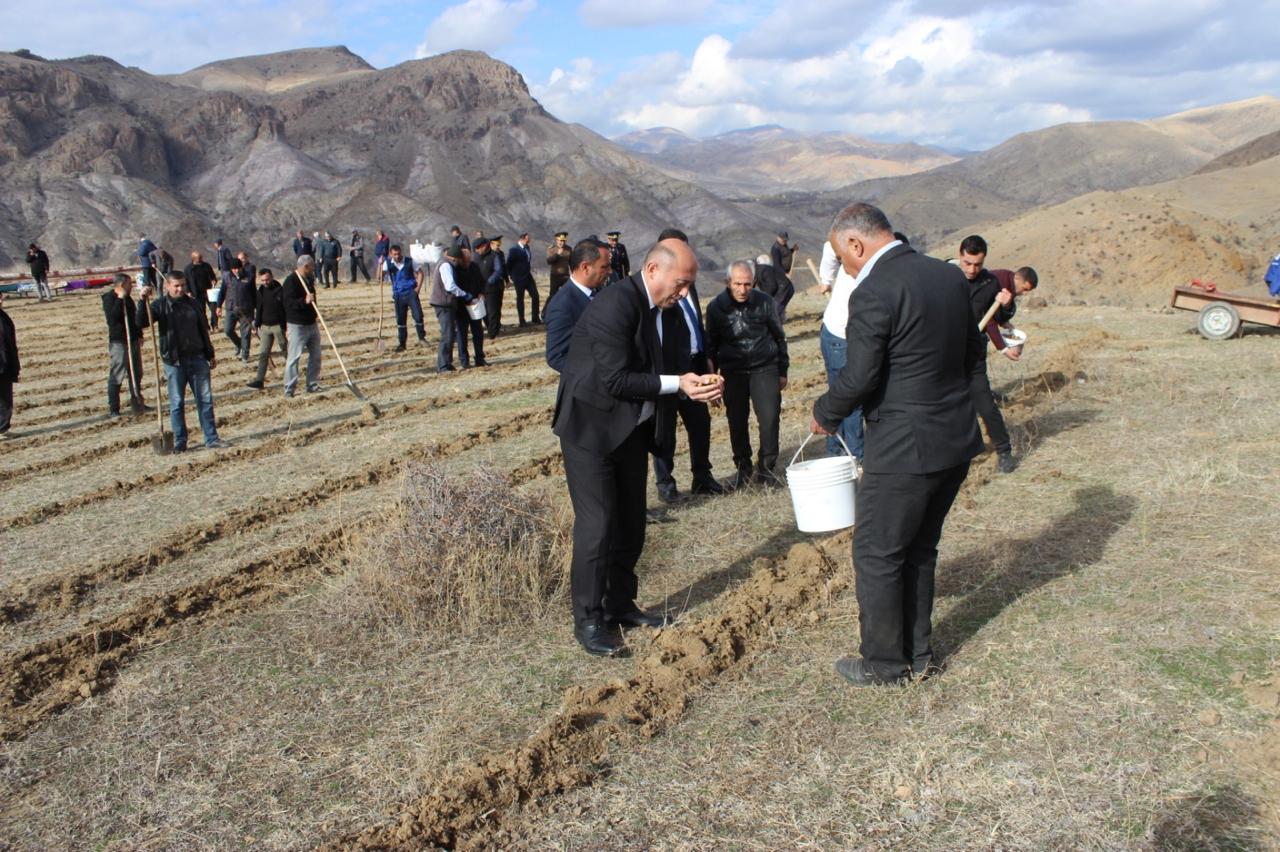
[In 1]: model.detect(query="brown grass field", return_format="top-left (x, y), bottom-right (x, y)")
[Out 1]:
top-left (1, 280), bottom-right (1278, 849)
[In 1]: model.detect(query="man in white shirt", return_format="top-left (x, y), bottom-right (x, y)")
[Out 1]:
top-left (817, 237), bottom-right (878, 459)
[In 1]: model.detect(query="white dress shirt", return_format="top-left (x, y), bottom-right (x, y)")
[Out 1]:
top-left (569, 276), bottom-right (594, 301)
top-left (438, 261), bottom-right (469, 299)
top-left (820, 239), bottom-right (901, 339)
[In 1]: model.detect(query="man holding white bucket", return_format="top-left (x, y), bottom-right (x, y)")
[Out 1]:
top-left (811, 203), bottom-right (985, 687)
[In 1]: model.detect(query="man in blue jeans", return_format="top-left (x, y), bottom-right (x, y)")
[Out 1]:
top-left (138, 272), bottom-right (229, 452)
top-left (818, 237), bottom-right (874, 459)
top-left (382, 244), bottom-right (427, 352)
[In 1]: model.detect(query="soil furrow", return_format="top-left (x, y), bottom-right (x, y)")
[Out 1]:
top-left (1, 373), bottom-right (558, 532)
top-left (0, 404), bottom-right (554, 628)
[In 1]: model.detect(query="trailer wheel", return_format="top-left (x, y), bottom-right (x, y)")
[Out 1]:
top-left (1197, 302), bottom-right (1241, 340)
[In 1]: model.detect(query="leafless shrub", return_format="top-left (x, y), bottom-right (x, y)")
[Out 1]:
top-left (345, 461), bottom-right (571, 635)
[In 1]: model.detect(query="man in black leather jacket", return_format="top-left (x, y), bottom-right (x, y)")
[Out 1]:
top-left (705, 259), bottom-right (789, 487)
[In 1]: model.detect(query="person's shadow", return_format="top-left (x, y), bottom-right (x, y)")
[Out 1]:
top-left (931, 484), bottom-right (1135, 664)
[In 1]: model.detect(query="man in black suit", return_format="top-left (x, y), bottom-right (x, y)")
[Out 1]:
top-left (812, 203), bottom-right (985, 686)
top-left (554, 239), bottom-right (724, 657)
top-left (507, 232), bottom-right (541, 326)
top-left (651, 278), bottom-right (723, 501)
top-left (544, 238), bottom-right (611, 372)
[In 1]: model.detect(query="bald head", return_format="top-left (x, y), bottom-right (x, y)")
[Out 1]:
top-left (642, 238), bottom-right (698, 309)
top-left (829, 202), bottom-right (896, 278)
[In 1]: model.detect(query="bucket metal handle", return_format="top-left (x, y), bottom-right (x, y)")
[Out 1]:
top-left (789, 429), bottom-right (855, 469)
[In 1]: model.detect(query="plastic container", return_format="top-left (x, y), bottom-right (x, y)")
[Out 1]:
top-left (466, 300), bottom-right (487, 321)
top-left (1001, 327), bottom-right (1027, 354)
top-left (786, 432), bottom-right (857, 533)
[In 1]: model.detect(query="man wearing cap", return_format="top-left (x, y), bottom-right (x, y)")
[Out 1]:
top-left (384, 244), bottom-right (428, 353)
top-left (606, 231), bottom-right (630, 283)
top-left (547, 231), bottom-right (572, 300)
top-left (138, 235), bottom-right (158, 289)
top-left (507, 232), bottom-right (541, 326)
top-left (770, 231), bottom-right (797, 275)
top-left (427, 246), bottom-right (475, 372)
top-left (479, 235), bottom-right (507, 339)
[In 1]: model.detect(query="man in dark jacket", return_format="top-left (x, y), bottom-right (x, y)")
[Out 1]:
top-left (102, 273), bottom-right (148, 416)
top-left (137, 273), bottom-right (228, 451)
top-left (606, 231), bottom-right (630, 282)
top-left (427, 246), bottom-right (472, 372)
top-left (247, 268), bottom-right (286, 391)
top-left (546, 231), bottom-right (572, 300)
top-left (217, 258), bottom-right (255, 363)
top-left (957, 234), bottom-right (1016, 473)
top-left (544, 238), bottom-right (609, 373)
top-left (706, 260), bottom-right (789, 488)
top-left (476, 237), bottom-right (506, 339)
top-left (184, 251), bottom-right (218, 331)
top-left (373, 230), bottom-right (391, 282)
top-left (0, 291), bottom-right (19, 436)
top-left (318, 232), bottom-right (342, 288)
top-left (770, 231), bottom-right (797, 274)
top-left (753, 254), bottom-right (795, 323)
top-left (349, 231), bottom-right (370, 283)
top-left (507, 232), bottom-right (540, 326)
top-left (811, 204), bottom-right (984, 687)
top-left (292, 230), bottom-right (313, 258)
top-left (454, 248), bottom-right (488, 368)
top-left (281, 255), bottom-right (322, 397)
top-left (27, 243), bottom-right (52, 301)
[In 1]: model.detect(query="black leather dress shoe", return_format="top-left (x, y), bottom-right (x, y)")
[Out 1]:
top-left (690, 477), bottom-right (726, 495)
top-left (656, 484), bottom-right (686, 504)
top-left (834, 656), bottom-right (909, 687)
top-left (575, 621), bottom-right (626, 657)
top-left (608, 608), bottom-right (669, 629)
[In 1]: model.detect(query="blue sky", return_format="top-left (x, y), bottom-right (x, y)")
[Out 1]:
top-left (5, 0), bottom-right (1279, 149)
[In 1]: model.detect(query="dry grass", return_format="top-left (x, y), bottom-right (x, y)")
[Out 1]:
top-left (342, 460), bottom-right (572, 635)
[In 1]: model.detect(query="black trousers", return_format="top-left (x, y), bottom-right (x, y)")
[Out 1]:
top-left (969, 361), bottom-right (1011, 454)
top-left (548, 274), bottom-right (568, 301)
top-left (513, 275), bottom-right (540, 323)
top-left (853, 462), bottom-right (969, 678)
top-left (320, 259), bottom-right (338, 287)
top-left (562, 425), bottom-right (651, 624)
top-left (723, 368), bottom-right (782, 474)
top-left (432, 305), bottom-right (456, 370)
top-left (652, 391), bottom-right (713, 487)
top-left (0, 377), bottom-right (12, 433)
top-left (483, 285), bottom-right (503, 338)
top-left (454, 306), bottom-right (485, 366)
top-left (349, 255), bottom-right (370, 283)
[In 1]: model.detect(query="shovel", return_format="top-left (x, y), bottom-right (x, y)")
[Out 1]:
top-left (121, 298), bottom-right (144, 415)
top-left (299, 274), bottom-right (381, 418)
top-left (143, 298), bottom-right (175, 454)
top-left (372, 274), bottom-right (386, 355)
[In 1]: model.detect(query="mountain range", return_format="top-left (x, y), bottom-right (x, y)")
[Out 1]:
top-left (2, 45), bottom-right (1279, 306)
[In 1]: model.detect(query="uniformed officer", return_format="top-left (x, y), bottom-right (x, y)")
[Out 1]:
top-left (546, 231), bottom-right (572, 300)
top-left (606, 230), bottom-right (630, 283)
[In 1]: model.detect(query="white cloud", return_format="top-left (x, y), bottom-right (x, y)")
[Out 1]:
top-left (415, 0), bottom-right (537, 59)
top-left (579, 0), bottom-right (712, 28)
top-left (530, 57), bottom-right (601, 122)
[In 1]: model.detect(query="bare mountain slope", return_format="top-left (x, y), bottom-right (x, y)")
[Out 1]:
top-left (1195, 129), bottom-right (1280, 175)
top-left (165, 46), bottom-right (375, 96)
top-left (0, 48), bottom-right (773, 272)
top-left (617, 124), bottom-right (956, 196)
top-left (951, 155), bottom-right (1280, 307)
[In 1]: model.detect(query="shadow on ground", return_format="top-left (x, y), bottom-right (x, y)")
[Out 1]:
top-left (932, 484), bottom-right (1136, 664)
top-left (1148, 784), bottom-right (1266, 850)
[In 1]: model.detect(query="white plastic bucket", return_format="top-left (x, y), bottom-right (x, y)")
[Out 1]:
top-left (786, 432), bottom-right (857, 533)
top-left (1001, 327), bottom-right (1027, 354)
top-left (466, 300), bottom-right (487, 321)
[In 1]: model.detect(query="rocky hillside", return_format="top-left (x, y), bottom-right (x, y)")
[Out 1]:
top-left (0, 48), bottom-right (773, 273)
top-left (616, 125), bottom-right (956, 196)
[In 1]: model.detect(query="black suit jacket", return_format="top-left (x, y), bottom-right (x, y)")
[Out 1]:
top-left (660, 287), bottom-right (707, 374)
top-left (544, 282), bottom-right (591, 372)
top-left (813, 244), bottom-right (984, 474)
top-left (552, 273), bottom-right (666, 455)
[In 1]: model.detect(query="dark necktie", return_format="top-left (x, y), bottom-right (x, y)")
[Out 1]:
top-left (680, 298), bottom-right (703, 353)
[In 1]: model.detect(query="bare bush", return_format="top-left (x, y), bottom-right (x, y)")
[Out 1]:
top-left (346, 461), bottom-right (571, 635)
